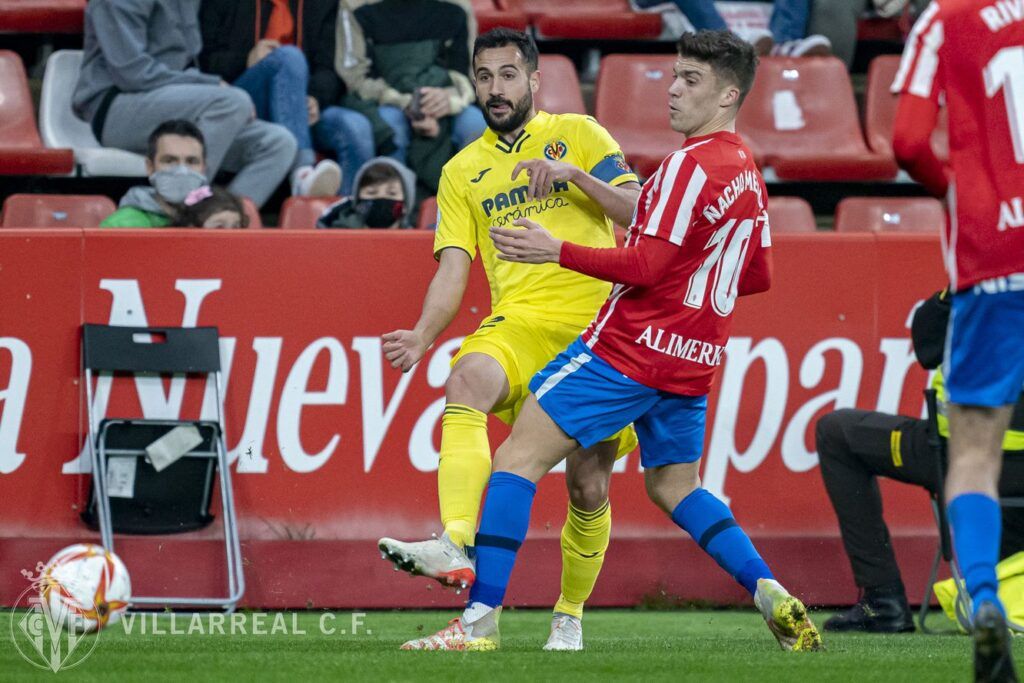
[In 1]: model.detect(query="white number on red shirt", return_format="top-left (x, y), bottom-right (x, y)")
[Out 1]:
top-left (683, 218), bottom-right (754, 317)
top-left (984, 46), bottom-right (1024, 164)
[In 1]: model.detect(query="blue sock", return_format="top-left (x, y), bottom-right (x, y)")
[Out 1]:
top-left (672, 488), bottom-right (774, 596)
top-left (948, 493), bottom-right (1003, 616)
top-left (468, 472), bottom-right (536, 608)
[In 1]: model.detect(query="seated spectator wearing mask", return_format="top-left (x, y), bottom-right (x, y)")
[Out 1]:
top-left (200, 0), bottom-right (376, 196)
top-left (73, 0), bottom-right (295, 209)
top-left (317, 157), bottom-right (416, 229)
top-left (175, 185), bottom-right (250, 228)
top-left (101, 120), bottom-right (210, 228)
top-left (815, 289), bottom-right (1024, 633)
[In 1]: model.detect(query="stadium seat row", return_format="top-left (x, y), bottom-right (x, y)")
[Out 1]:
top-left (473, 0), bottom-right (664, 39)
top-left (1, 193), bottom-right (944, 233)
top-left (1, 48), bottom-right (942, 184)
top-left (0, 0), bottom-right (84, 33)
top-left (595, 53), bottom-right (944, 180)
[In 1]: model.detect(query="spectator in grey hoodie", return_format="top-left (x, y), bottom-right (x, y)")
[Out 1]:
top-left (72, 0), bottom-right (295, 208)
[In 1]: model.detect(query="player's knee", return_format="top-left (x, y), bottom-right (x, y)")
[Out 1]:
top-left (644, 467), bottom-right (699, 514)
top-left (814, 410), bottom-right (851, 463)
top-left (567, 476), bottom-right (609, 511)
top-left (445, 360), bottom-right (503, 411)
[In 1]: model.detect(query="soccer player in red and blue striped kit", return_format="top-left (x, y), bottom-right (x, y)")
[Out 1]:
top-left (893, 2), bottom-right (1024, 680)
top-left (399, 30), bottom-right (823, 653)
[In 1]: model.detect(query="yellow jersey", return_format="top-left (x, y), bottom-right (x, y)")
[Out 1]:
top-left (434, 111), bottom-right (638, 328)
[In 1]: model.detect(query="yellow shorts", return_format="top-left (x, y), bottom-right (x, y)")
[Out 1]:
top-left (452, 311), bottom-right (638, 457)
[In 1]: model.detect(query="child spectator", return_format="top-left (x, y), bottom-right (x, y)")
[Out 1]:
top-left (317, 157), bottom-right (416, 229)
top-left (176, 186), bottom-right (250, 229)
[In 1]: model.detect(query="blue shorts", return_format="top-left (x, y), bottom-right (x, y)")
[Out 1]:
top-left (945, 281), bottom-right (1024, 407)
top-left (529, 337), bottom-right (707, 468)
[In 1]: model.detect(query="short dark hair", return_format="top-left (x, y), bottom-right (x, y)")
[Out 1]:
top-left (147, 119), bottom-right (206, 161)
top-left (175, 186), bottom-right (248, 228)
top-left (473, 27), bottom-right (539, 73)
top-left (676, 30), bottom-right (758, 105)
top-left (357, 162), bottom-right (405, 197)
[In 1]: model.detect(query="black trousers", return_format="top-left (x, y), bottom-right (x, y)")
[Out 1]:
top-left (816, 408), bottom-right (1024, 592)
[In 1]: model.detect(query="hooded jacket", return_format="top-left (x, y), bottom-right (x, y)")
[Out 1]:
top-left (99, 186), bottom-right (174, 228)
top-left (317, 157), bottom-right (418, 228)
top-left (73, 0), bottom-right (220, 125)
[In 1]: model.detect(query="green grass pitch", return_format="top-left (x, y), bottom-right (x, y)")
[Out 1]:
top-left (4, 608), bottom-right (1020, 681)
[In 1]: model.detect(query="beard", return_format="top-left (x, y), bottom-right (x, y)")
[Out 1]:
top-left (483, 91), bottom-right (533, 134)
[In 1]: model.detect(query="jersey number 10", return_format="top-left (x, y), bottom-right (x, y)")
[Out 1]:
top-left (683, 218), bottom-right (754, 317)
top-left (984, 46), bottom-right (1024, 164)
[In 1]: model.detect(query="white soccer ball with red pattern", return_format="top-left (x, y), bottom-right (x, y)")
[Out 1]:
top-left (40, 543), bottom-right (131, 634)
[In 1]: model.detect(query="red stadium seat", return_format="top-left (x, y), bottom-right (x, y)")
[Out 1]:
top-left (767, 196), bottom-right (817, 233)
top-left (0, 51), bottom-right (73, 175)
top-left (736, 57), bottom-right (897, 181)
top-left (595, 54), bottom-right (682, 178)
top-left (472, 0), bottom-right (528, 33)
top-left (536, 54), bottom-right (586, 115)
top-left (0, 0), bottom-right (85, 33)
top-left (1, 194), bottom-right (116, 228)
top-left (834, 197), bottom-right (945, 233)
top-left (503, 0), bottom-right (662, 40)
top-left (864, 54), bottom-right (948, 162)
top-left (418, 196), bottom-right (438, 230)
top-left (278, 196), bottom-right (336, 229)
top-left (241, 197), bottom-right (264, 229)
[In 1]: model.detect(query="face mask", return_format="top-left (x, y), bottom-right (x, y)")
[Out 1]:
top-left (359, 198), bottom-right (404, 228)
top-left (150, 166), bottom-right (207, 205)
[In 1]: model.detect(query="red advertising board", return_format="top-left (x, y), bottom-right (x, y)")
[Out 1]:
top-left (0, 229), bottom-right (947, 608)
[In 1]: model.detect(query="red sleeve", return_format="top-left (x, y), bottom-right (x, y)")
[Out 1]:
top-left (559, 237), bottom-right (676, 288)
top-left (737, 214), bottom-right (772, 295)
top-left (890, 1), bottom-right (948, 197)
top-left (892, 94), bottom-right (948, 197)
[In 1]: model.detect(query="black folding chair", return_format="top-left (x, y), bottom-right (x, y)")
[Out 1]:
top-left (82, 324), bottom-right (244, 612)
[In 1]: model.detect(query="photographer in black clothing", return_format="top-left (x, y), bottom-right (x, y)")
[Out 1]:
top-left (816, 289), bottom-right (1024, 633)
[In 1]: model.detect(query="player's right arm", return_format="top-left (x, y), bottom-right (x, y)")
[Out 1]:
top-left (383, 166), bottom-right (477, 372)
top-left (890, 1), bottom-right (949, 197)
top-left (383, 248), bottom-right (471, 372)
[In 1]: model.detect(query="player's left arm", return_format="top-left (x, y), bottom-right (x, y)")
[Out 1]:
top-left (510, 159), bottom-right (640, 227)
top-left (490, 217), bottom-right (675, 287)
top-left (510, 116), bottom-right (641, 226)
top-left (736, 209), bottom-right (773, 296)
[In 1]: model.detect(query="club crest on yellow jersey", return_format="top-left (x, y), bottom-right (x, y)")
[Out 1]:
top-left (543, 139), bottom-right (568, 161)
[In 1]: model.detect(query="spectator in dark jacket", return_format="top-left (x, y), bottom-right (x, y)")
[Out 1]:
top-left (200, 0), bottom-right (375, 196)
top-left (336, 0), bottom-right (485, 197)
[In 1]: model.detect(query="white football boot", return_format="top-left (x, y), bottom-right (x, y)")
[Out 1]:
top-left (753, 578), bottom-right (824, 652)
top-left (378, 532), bottom-right (475, 592)
top-left (543, 612), bottom-right (583, 651)
top-left (400, 604), bottom-right (500, 651)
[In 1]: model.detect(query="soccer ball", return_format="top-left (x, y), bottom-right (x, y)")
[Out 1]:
top-left (39, 544), bottom-right (131, 634)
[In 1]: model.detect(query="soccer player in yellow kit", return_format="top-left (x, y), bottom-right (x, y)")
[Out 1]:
top-left (379, 28), bottom-right (641, 651)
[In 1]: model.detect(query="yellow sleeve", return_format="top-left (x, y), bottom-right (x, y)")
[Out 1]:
top-left (575, 116), bottom-right (639, 187)
top-left (433, 166), bottom-right (477, 261)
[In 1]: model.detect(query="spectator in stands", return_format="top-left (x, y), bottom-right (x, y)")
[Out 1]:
top-left (199, 0), bottom-right (376, 197)
top-left (335, 0), bottom-right (485, 199)
top-left (815, 289), bottom-right (1024, 633)
top-left (176, 186), bottom-right (249, 229)
top-left (72, 0), bottom-right (295, 209)
top-left (808, 0), bottom-right (911, 68)
top-left (633, 0), bottom-right (832, 56)
top-left (101, 120), bottom-right (213, 228)
top-left (317, 157), bottom-right (416, 229)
